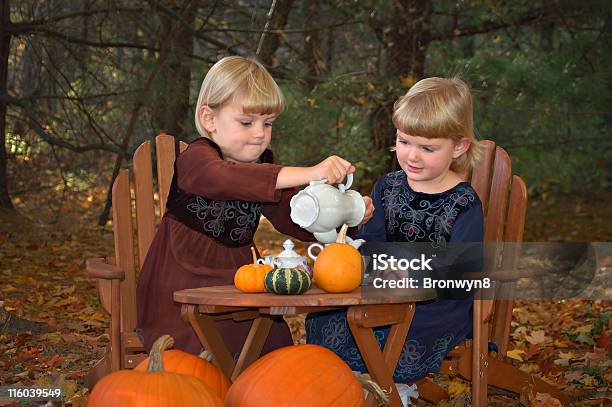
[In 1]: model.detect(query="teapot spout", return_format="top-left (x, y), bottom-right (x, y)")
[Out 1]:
top-left (345, 237), bottom-right (365, 250)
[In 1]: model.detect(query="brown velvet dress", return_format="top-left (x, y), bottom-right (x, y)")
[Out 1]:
top-left (136, 137), bottom-right (315, 357)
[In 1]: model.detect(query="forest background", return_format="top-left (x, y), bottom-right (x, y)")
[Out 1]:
top-left (0, 0), bottom-right (610, 405)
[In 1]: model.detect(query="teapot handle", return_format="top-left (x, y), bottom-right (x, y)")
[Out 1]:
top-left (307, 243), bottom-right (325, 261)
top-left (338, 173), bottom-right (353, 192)
top-left (309, 173), bottom-right (353, 192)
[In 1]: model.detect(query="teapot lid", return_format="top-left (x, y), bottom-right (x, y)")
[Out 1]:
top-left (276, 239), bottom-right (302, 259)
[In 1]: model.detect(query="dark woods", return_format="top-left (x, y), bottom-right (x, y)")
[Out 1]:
top-left (0, 0), bottom-right (609, 225)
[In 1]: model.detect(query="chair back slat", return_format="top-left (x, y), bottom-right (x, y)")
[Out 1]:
top-left (133, 141), bottom-right (156, 270)
top-left (484, 147), bottom-right (512, 243)
top-left (112, 169), bottom-right (138, 333)
top-left (470, 140), bottom-right (496, 212)
top-left (179, 141), bottom-right (188, 153)
top-left (156, 134), bottom-right (177, 215)
top-left (491, 176), bottom-right (527, 354)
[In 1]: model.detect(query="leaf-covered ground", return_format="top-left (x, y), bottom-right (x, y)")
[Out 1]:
top-left (0, 187), bottom-right (610, 406)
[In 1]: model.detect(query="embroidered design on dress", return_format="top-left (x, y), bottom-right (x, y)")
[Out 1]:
top-left (381, 171), bottom-right (475, 248)
top-left (186, 196), bottom-right (262, 245)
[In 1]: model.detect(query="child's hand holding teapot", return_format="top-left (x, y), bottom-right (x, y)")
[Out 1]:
top-left (360, 196), bottom-right (374, 226)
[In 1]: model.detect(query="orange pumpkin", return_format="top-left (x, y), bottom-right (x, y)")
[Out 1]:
top-left (134, 346), bottom-right (230, 400)
top-left (234, 247), bottom-right (272, 293)
top-left (313, 224), bottom-right (363, 293)
top-left (225, 344), bottom-right (387, 407)
top-left (89, 335), bottom-right (223, 406)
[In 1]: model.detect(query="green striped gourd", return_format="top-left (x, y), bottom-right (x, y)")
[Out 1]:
top-left (264, 268), bottom-right (311, 295)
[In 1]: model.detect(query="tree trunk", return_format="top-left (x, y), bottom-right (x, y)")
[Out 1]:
top-left (0, 0), bottom-right (14, 209)
top-left (303, 0), bottom-right (326, 90)
top-left (257, 0), bottom-right (294, 67)
top-left (152, 4), bottom-right (197, 139)
top-left (369, 0), bottom-right (433, 172)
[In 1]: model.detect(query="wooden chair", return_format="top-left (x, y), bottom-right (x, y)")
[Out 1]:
top-left (415, 141), bottom-right (570, 406)
top-left (85, 134), bottom-right (187, 388)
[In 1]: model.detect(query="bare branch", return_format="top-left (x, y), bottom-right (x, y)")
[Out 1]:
top-left (9, 8), bottom-right (146, 33)
top-left (431, 7), bottom-right (554, 41)
top-left (1, 94), bottom-right (128, 157)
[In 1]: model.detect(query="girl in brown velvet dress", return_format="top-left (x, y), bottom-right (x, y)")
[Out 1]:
top-left (136, 56), bottom-right (374, 358)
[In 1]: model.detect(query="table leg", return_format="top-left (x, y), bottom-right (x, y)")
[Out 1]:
top-left (347, 303), bottom-right (416, 407)
top-left (182, 304), bottom-right (276, 382)
top-left (181, 304), bottom-right (236, 379)
top-left (232, 316), bottom-right (273, 381)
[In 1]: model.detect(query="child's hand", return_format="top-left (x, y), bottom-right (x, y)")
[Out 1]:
top-left (311, 156), bottom-right (355, 184)
top-left (360, 196), bottom-right (374, 225)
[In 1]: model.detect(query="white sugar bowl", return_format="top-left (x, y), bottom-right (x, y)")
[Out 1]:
top-left (258, 239), bottom-right (311, 276)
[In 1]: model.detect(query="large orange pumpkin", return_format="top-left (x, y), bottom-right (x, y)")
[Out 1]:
top-left (134, 345), bottom-right (230, 400)
top-left (224, 344), bottom-right (386, 407)
top-left (234, 247), bottom-right (272, 293)
top-left (313, 224), bottom-right (363, 293)
top-left (89, 335), bottom-right (223, 407)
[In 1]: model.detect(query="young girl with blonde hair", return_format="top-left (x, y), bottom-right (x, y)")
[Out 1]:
top-left (307, 76), bottom-right (484, 386)
top-left (137, 56), bottom-right (374, 355)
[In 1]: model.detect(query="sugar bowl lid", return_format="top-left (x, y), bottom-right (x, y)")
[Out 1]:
top-left (276, 239), bottom-right (302, 259)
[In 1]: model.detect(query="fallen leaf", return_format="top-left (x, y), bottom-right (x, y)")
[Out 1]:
top-left (507, 349), bottom-right (525, 362)
top-left (564, 371), bottom-right (583, 383)
top-left (582, 375), bottom-right (596, 387)
top-left (575, 324), bottom-right (593, 333)
top-left (447, 379), bottom-right (469, 398)
top-left (530, 391), bottom-right (563, 407)
top-left (553, 357), bottom-right (570, 367)
top-left (595, 331), bottom-right (611, 348)
top-left (553, 338), bottom-right (571, 348)
top-left (526, 330), bottom-right (548, 344)
top-left (575, 332), bottom-right (594, 345)
top-left (523, 343), bottom-right (540, 359)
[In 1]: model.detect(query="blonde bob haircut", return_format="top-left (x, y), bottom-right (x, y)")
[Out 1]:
top-left (194, 56), bottom-right (285, 137)
top-left (392, 76), bottom-right (481, 173)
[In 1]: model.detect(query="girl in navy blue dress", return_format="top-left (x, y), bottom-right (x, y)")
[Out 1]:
top-left (306, 77), bottom-right (484, 383)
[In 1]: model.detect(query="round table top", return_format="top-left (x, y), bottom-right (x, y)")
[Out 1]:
top-left (174, 285), bottom-right (436, 308)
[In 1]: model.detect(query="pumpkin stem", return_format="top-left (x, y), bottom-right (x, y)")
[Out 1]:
top-left (336, 224), bottom-right (349, 244)
top-left (354, 372), bottom-right (390, 406)
top-left (199, 350), bottom-right (214, 362)
top-left (250, 246), bottom-right (258, 264)
top-left (147, 334), bottom-right (174, 372)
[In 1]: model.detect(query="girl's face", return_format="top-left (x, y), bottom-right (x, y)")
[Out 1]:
top-left (395, 130), bottom-right (469, 189)
top-left (200, 100), bottom-right (277, 163)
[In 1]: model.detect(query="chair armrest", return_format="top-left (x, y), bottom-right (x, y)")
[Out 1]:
top-left (86, 258), bottom-right (125, 280)
top-left (464, 268), bottom-right (546, 282)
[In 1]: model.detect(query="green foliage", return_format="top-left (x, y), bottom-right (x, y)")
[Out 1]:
top-left (274, 70), bottom-right (390, 192)
top-left (426, 1), bottom-right (610, 196)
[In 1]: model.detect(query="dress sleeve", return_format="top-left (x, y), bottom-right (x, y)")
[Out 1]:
top-left (176, 140), bottom-right (283, 202)
top-left (356, 179), bottom-right (387, 242)
top-left (260, 188), bottom-right (316, 242)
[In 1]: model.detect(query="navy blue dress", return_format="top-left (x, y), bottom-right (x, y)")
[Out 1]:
top-left (306, 170), bottom-right (484, 382)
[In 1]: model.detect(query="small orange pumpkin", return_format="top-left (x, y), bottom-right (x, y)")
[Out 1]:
top-left (234, 247), bottom-right (272, 293)
top-left (224, 344), bottom-right (387, 407)
top-left (134, 345), bottom-right (230, 400)
top-left (313, 224), bottom-right (362, 293)
top-left (89, 335), bottom-right (223, 406)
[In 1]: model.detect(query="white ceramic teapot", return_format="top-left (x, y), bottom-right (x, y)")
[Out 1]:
top-left (256, 239), bottom-right (311, 275)
top-left (290, 173), bottom-right (366, 244)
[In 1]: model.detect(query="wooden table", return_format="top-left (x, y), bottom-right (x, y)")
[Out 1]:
top-left (174, 285), bottom-right (435, 407)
